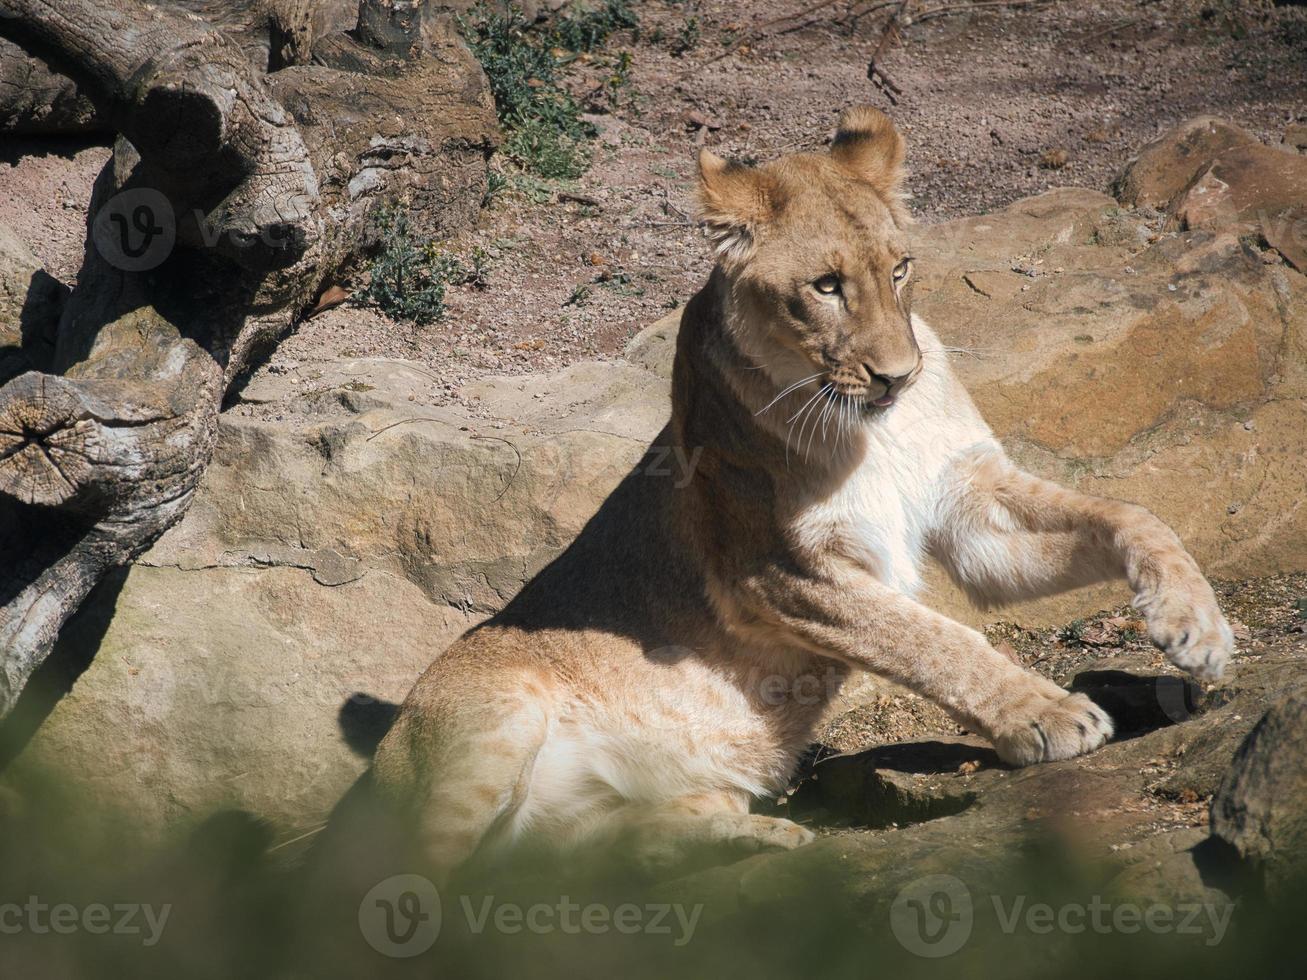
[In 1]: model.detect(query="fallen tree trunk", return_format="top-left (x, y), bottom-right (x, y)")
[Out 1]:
top-left (0, 0), bottom-right (362, 134)
top-left (0, 0), bottom-right (497, 714)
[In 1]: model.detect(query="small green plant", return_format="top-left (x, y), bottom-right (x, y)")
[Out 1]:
top-left (358, 210), bottom-right (490, 324)
top-left (463, 245), bottom-right (493, 290)
top-left (1119, 625), bottom-right (1146, 645)
top-left (549, 0), bottom-right (637, 53)
top-left (604, 50), bottom-right (634, 107)
top-left (563, 283), bottom-right (591, 307)
top-left (460, 3), bottom-right (638, 180)
top-left (597, 268), bottom-right (645, 297)
top-left (672, 16), bottom-right (700, 56)
top-left (1056, 619), bottom-right (1087, 647)
top-left (504, 116), bottom-right (591, 180)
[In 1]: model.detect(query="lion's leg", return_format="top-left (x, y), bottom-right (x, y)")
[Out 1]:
top-left (931, 449), bottom-right (1234, 681)
top-left (589, 791), bottom-right (814, 878)
top-left (727, 566), bottom-right (1113, 766)
top-left (372, 690), bottom-right (549, 887)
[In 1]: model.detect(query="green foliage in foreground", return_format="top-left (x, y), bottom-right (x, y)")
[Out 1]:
top-left (0, 758), bottom-right (1303, 980)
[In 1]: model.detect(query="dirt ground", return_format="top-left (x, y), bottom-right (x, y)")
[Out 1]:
top-left (2, 0), bottom-right (1305, 409)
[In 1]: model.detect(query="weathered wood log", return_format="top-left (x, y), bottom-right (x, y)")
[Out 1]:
top-left (0, 1), bottom-right (360, 134)
top-left (0, 0), bottom-right (496, 715)
top-left (0, 36), bottom-right (97, 133)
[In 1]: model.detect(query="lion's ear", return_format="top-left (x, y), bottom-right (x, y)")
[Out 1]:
top-left (829, 105), bottom-right (906, 198)
top-left (697, 149), bottom-right (775, 265)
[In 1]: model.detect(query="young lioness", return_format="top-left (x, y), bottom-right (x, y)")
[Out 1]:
top-left (373, 107), bottom-right (1233, 878)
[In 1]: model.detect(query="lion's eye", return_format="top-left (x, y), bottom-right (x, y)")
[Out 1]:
top-left (813, 274), bottom-right (842, 295)
top-left (892, 258), bottom-right (912, 283)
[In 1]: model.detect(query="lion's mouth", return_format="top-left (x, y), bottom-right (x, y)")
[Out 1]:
top-left (830, 386), bottom-right (896, 410)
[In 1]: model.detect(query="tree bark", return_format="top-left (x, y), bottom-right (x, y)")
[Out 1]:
top-left (0, 1), bottom-right (363, 134)
top-left (0, 0), bottom-right (497, 715)
top-left (0, 36), bottom-right (97, 133)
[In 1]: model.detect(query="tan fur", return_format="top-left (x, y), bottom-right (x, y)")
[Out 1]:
top-left (372, 107), bottom-right (1234, 881)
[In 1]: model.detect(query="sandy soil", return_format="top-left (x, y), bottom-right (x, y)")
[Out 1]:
top-left (1, 0), bottom-right (1305, 404)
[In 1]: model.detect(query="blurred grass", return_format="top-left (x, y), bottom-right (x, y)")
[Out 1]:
top-left (2, 757), bottom-right (1304, 979)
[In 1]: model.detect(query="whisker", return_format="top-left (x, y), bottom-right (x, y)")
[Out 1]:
top-left (760, 372), bottom-right (824, 418)
top-left (803, 385), bottom-right (835, 460)
top-left (796, 383), bottom-right (831, 462)
top-left (785, 383), bottom-right (828, 464)
top-left (817, 388), bottom-right (838, 447)
top-left (919, 346), bottom-right (990, 359)
top-left (785, 381), bottom-right (829, 426)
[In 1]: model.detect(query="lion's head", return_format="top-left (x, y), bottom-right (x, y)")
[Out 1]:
top-left (697, 106), bottom-right (921, 410)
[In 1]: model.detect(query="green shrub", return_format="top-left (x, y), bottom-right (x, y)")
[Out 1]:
top-left (358, 210), bottom-right (468, 325)
top-left (460, 2), bottom-right (637, 180)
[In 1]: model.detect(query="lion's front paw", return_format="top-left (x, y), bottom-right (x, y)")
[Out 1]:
top-left (1136, 585), bottom-right (1234, 682)
top-left (992, 689), bottom-right (1114, 767)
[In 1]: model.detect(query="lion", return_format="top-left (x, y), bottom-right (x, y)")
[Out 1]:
top-left (371, 106), bottom-right (1233, 881)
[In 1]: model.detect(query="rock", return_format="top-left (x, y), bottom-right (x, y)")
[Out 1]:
top-left (1211, 689), bottom-right (1307, 895)
top-left (1117, 116), bottom-right (1257, 209)
top-left (1156, 651), bottom-right (1307, 801)
top-left (4, 565), bottom-right (464, 837)
top-left (1067, 664), bottom-right (1205, 736)
top-left (788, 737), bottom-right (1001, 828)
top-left (683, 110), bottom-right (721, 131)
top-left (1119, 117), bottom-right (1307, 272)
top-left (1285, 122), bottom-right (1307, 153)
top-left (624, 309), bottom-right (680, 378)
top-left (0, 222), bottom-right (66, 382)
top-left (1169, 142), bottom-right (1307, 270)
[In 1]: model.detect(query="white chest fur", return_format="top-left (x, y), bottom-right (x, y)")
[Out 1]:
top-left (790, 322), bottom-right (1000, 595)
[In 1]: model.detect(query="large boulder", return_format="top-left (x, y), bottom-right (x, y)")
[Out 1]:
top-left (1119, 116), bottom-right (1307, 272)
top-left (1115, 116), bottom-right (1257, 210)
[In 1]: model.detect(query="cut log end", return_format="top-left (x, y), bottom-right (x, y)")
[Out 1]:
top-left (0, 373), bottom-right (96, 506)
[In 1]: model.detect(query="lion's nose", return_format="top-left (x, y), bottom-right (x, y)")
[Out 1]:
top-left (867, 367), bottom-right (914, 391)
